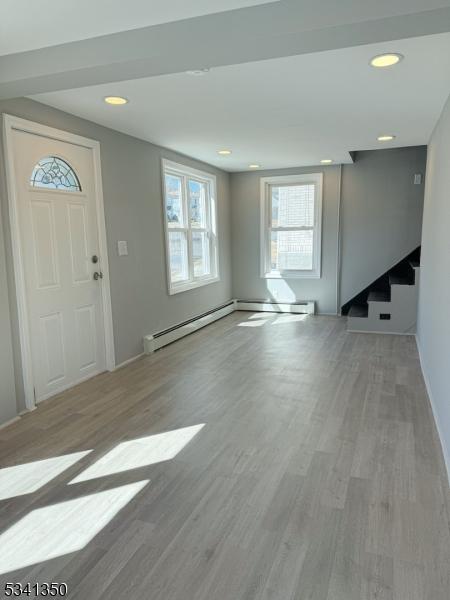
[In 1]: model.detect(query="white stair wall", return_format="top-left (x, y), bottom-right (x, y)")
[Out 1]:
top-left (347, 264), bottom-right (420, 334)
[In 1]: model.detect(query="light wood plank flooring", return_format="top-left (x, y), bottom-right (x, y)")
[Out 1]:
top-left (0, 312), bottom-right (449, 599)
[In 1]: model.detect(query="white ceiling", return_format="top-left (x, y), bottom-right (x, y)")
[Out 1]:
top-left (32, 33), bottom-right (450, 171)
top-left (0, 0), bottom-right (276, 56)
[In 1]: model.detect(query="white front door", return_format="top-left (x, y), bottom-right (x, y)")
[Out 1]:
top-left (10, 128), bottom-right (109, 401)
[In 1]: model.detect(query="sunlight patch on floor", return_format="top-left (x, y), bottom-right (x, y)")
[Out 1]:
top-left (271, 314), bottom-right (308, 324)
top-left (70, 424), bottom-right (205, 483)
top-left (0, 480), bottom-right (148, 574)
top-left (238, 312), bottom-right (308, 327)
top-left (238, 320), bottom-right (267, 327)
top-left (0, 451), bottom-right (91, 501)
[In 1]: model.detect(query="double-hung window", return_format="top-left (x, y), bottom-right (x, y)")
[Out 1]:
top-left (162, 160), bottom-right (219, 294)
top-left (260, 173), bottom-right (323, 279)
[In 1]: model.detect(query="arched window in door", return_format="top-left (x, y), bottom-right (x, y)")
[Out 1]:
top-left (30, 156), bottom-right (82, 191)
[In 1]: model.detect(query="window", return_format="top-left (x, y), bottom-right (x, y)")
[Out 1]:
top-left (260, 173), bottom-right (322, 279)
top-left (30, 157), bottom-right (81, 191)
top-left (162, 160), bottom-right (219, 294)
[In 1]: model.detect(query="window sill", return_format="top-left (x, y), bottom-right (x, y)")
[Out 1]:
top-left (262, 271), bottom-right (321, 280)
top-left (169, 276), bottom-right (220, 295)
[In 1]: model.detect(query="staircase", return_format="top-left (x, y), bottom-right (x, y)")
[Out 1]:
top-left (343, 248), bottom-right (420, 334)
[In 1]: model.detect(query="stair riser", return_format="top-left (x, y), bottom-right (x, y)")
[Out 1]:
top-left (368, 301), bottom-right (391, 319)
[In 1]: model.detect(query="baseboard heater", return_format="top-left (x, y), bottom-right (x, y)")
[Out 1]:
top-left (235, 300), bottom-right (315, 314)
top-left (144, 299), bottom-right (315, 353)
top-left (144, 300), bottom-right (235, 353)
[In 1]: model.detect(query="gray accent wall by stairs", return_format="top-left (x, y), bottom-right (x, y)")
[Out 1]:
top-left (340, 147), bottom-right (427, 307)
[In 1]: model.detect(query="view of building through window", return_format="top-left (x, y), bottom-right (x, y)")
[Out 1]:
top-left (163, 161), bottom-right (218, 293)
top-left (261, 174), bottom-right (322, 278)
top-left (270, 184), bottom-right (315, 271)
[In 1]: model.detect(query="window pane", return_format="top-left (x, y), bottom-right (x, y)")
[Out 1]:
top-left (192, 231), bottom-right (210, 278)
top-left (271, 184), bottom-right (314, 227)
top-left (271, 230), bottom-right (313, 270)
top-left (31, 156), bottom-right (81, 191)
top-left (189, 179), bottom-right (207, 228)
top-left (169, 232), bottom-right (189, 282)
top-left (165, 174), bottom-right (184, 227)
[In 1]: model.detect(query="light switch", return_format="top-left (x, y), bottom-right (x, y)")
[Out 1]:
top-left (118, 241), bottom-right (128, 256)
top-left (414, 174), bottom-right (422, 185)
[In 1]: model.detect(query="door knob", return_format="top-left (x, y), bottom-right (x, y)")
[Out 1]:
top-left (93, 271), bottom-right (103, 280)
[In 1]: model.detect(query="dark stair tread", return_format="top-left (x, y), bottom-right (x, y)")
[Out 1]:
top-left (348, 304), bottom-right (368, 318)
top-left (409, 260), bottom-right (420, 268)
top-left (368, 290), bottom-right (390, 302)
top-left (389, 274), bottom-right (412, 286)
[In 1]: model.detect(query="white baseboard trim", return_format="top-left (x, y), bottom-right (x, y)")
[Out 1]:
top-left (115, 353), bottom-right (145, 370)
top-left (0, 415), bottom-right (21, 431)
top-left (19, 407), bottom-right (36, 416)
top-left (415, 335), bottom-right (450, 486)
top-left (144, 301), bottom-right (236, 353)
top-left (347, 329), bottom-right (415, 336)
top-left (36, 370), bottom-right (102, 403)
top-left (235, 300), bottom-right (315, 314)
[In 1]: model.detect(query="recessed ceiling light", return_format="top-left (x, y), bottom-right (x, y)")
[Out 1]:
top-left (320, 159), bottom-right (333, 164)
top-left (104, 96), bottom-right (129, 105)
top-left (377, 134), bottom-right (396, 142)
top-left (217, 149), bottom-right (232, 156)
top-left (186, 68), bottom-right (210, 76)
top-left (370, 53), bottom-right (403, 68)
top-left (248, 164), bottom-right (261, 169)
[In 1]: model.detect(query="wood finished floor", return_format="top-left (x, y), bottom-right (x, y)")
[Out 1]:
top-left (0, 312), bottom-right (449, 599)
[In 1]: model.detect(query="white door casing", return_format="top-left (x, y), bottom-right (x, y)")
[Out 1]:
top-left (3, 115), bottom-right (115, 408)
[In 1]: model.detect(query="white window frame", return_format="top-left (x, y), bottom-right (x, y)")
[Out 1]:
top-left (162, 159), bottom-right (220, 294)
top-left (260, 173), bottom-right (323, 279)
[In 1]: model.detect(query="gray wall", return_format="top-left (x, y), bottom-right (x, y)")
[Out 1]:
top-left (0, 98), bottom-right (232, 419)
top-left (417, 93), bottom-right (450, 479)
top-left (340, 147), bottom-right (426, 305)
top-left (230, 166), bottom-right (341, 315)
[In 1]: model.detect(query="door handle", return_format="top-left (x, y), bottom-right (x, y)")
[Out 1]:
top-left (93, 271), bottom-right (103, 280)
